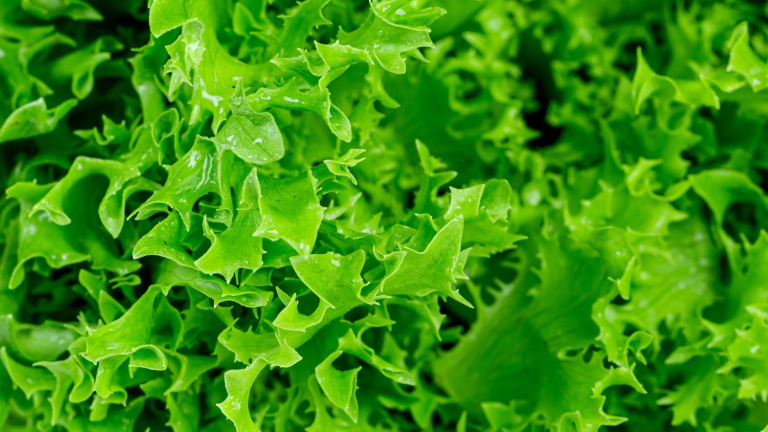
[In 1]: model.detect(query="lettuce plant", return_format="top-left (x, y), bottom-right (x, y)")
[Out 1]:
top-left (2, 0), bottom-right (768, 431)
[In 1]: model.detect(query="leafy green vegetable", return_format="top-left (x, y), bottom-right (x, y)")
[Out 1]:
top-left (3, 0), bottom-right (768, 431)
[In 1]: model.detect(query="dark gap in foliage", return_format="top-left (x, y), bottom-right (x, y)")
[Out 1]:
top-left (680, 148), bottom-right (700, 168)
top-left (125, 190), bottom-right (155, 216)
top-left (367, 408), bottom-right (390, 428)
top-left (296, 291), bottom-right (321, 315)
top-left (479, 286), bottom-right (496, 307)
top-left (443, 285), bottom-right (477, 324)
top-left (436, 183), bottom-right (453, 200)
top-left (1, 140), bottom-right (44, 180)
top-left (47, 266), bottom-right (71, 282)
top-left (229, 185), bottom-right (238, 205)
top-left (456, 70), bottom-right (483, 102)
top-left (138, 398), bottom-right (171, 431)
top-left (166, 288), bottom-right (189, 312)
top-left (228, 303), bottom-right (248, 322)
top-left (730, 403), bottom-right (750, 419)
top-left (360, 325), bottom-right (383, 351)
top-left (271, 265), bottom-right (299, 281)
top-left (272, 366), bottom-right (292, 389)
top-left (699, 106), bottom-right (715, 121)
top-left (601, 354), bottom-right (614, 369)
top-left (521, 96), bottom-right (561, 150)
top-left (611, 295), bottom-right (630, 306)
top-left (657, 324), bottom-right (676, 352)
top-left (404, 189), bottom-right (417, 211)
top-left (0, 76), bottom-right (14, 103)
top-left (400, 385), bottom-right (416, 396)
top-left (616, 40), bottom-right (647, 73)
top-left (614, 383), bottom-right (636, 398)
top-left (717, 252), bottom-right (732, 288)
top-left (564, 348), bottom-right (582, 358)
top-left (649, 22), bottom-right (666, 47)
top-left (206, 368), bottom-right (223, 381)
top-left (480, 161), bottom-right (497, 181)
top-left (582, 344), bottom-right (600, 363)
top-left (622, 324), bottom-right (641, 337)
top-left (547, 178), bottom-right (559, 198)
top-left (55, 295), bottom-right (89, 324)
top-left (574, 65), bottom-right (592, 83)
top-left (432, 412), bottom-right (445, 428)
top-left (663, 368), bottom-right (686, 390)
top-left (518, 32), bottom-right (562, 150)
top-left (25, 270), bottom-right (85, 324)
top-left (294, 400), bottom-right (312, 423)
top-left (758, 168), bottom-right (768, 197)
top-left (126, 384), bottom-right (146, 400)
top-left (343, 305), bottom-right (370, 323)
top-left (313, 30), bottom-right (332, 46)
top-left (194, 191), bottom-right (223, 219)
top-left (331, 352), bottom-right (361, 372)
top-left (724, 201), bottom-right (764, 245)
top-left (353, 0), bottom-right (371, 13)
top-left (732, 366), bottom-right (747, 379)
top-left (439, 338), bottom-right (458, 352)
top-left (134, 255), bottom-right (162, 294)
top-left (319, 192), bottom-right (334, 210)
top-left (263, 3), bottom-right (282, 27)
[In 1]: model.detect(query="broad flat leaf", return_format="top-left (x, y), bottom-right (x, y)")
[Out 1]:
top-left (268, 0), bottom-right (331, 58)
top-left (254, 170), bottom-right (325, 255)
top-left (84, 286), bottom-right (165, 368)
top-left (20, 0), bottom-right (102, 21)
top-left (338, 12), bottom-right (434, 74)
top-left (134, 137), bottom-right (233, 229)
top-left (273, 250), bottom-right (366, 332)
top-left (150, 0), bottom-right (269, 131)
top-left (0, 98), bottom-right (77, 144)
top-left (196, 170), bottom-right (265, 282)
top-left (212, 81), bottom-right (284, 166)
top-left (0, 346), bottom-right (57, 399)
top-left (6, 182), bottom-right (140, 289)
top-left (315, 350), bottom-right (361, 422)
top-left (133, 212), bottom-right (202, 269)
top-left (249, 79), bottom-right (352, 142)
top-left (727, 22), bottom-right (768, 92)
top-left (31, 157), bottom-right (144, 238)
top-left (154, 261), bottom-right (272, 308)
top-left (217, 359), bottom-right (267, 432)
top-left (433, 238), bottom-right (635, 430)
top-left (378, 217), bottom-right (471, 306)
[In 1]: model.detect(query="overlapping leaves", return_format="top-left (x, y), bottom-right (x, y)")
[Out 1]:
top-left (3, 0), bottom-right (768, 432)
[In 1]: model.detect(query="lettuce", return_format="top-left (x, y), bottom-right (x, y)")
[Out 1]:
top-left (2, 0), bottom-right (768, 431)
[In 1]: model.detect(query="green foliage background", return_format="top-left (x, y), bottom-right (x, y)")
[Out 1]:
top-left (2, 0), bottom-right (768, 430)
